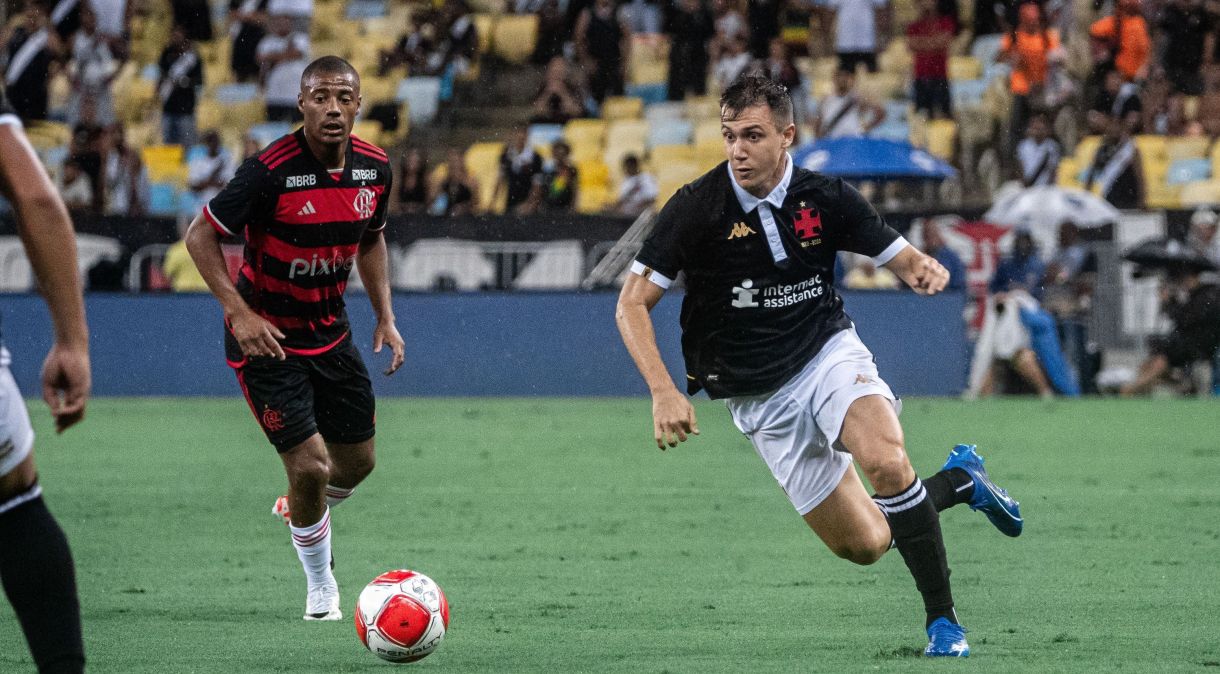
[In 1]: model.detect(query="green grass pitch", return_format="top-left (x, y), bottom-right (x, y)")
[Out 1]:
top-left (2, 397), bottom-right (1218, 672)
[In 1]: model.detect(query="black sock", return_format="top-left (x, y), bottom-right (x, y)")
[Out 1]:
top-left (923, 468), bottom-right (975, 512)
top-left (874, 478), bottom-right (956, 628)
top-left (0, 489), bottom-right (85, 674)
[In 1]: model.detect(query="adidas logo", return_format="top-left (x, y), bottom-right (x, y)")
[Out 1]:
top-left (296, 201), bottom-right (317, 216)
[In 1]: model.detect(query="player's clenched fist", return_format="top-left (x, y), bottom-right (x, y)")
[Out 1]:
top-left (230, 309), bottom-right (287, 360)
top-left (651, 388), bottom-right (700, 450)
top-left (912, 256), bottom-right (950, 296)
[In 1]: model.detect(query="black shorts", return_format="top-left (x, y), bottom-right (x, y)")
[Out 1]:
top-left (913, 78), bottom-right (952, 118)
top-left (837, 51), bottom-right (878, 74)
top-left (234, 336), bottom-right (375, 452)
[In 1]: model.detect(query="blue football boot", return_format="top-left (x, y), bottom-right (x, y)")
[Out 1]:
top-left (925, 618), bottom-right (970, 657)
top-left (942, 444), bottom-right (1023, 537)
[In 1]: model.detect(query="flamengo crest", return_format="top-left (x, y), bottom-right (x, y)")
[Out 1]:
top-left (354, 188), bottom-right (376, 219)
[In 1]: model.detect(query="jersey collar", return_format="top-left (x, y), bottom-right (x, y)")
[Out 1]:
top-left (728, 152), bottom-right (793, 214)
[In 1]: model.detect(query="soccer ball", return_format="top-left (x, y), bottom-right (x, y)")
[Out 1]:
top-left (355, 570), bottom-right (450, 663)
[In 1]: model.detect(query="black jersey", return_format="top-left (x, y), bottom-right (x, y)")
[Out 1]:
top-left (635, 159), bottom-right (903, 399)
top-left (204, 129), bottom-right (392, 364)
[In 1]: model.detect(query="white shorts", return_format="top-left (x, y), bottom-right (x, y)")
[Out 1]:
top-left (725, 328), bottom-right (899, 515)
top-left (0, 348), bottom-right (35, 477)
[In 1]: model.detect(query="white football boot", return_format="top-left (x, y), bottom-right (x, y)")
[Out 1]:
top-left (303, 583), bottom-right (342, 621)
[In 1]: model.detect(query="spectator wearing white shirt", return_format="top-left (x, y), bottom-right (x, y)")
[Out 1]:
top-left (88, 0), bottom-right (128, 39)
top-left (66, 5), bottom-right (120, 127)
top-left (256, 14), bottom-right (310, 122)
top-left (609, 154), bottom-right (658, 217)
top-left (712, 35), bottom-right (753, 91)
top-left (1016, 112), bottom-right (1061, 187)
top-left (186, 130), bottom-right (236, 207)
top-left (813, 68), bottom-right (885, 138)
top-left (825, 0), bottom-right (888, 73)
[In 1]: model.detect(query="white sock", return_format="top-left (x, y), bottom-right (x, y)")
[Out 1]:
top-left (324, 485), bottom-right (354, 508)
top-left (289, 507), bottom-right (334, 588)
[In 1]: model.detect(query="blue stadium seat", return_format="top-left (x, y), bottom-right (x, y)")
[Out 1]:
top-left (396, 77), bottom-right (441, 124)
top-left (970, 34), bottom-right (1003, 65)
top-left (1166, 158), bottom-right (1212, 185)
top-left (527, 124), bottom-right (564, 149)
top-left (185, 144), bottom-right (208, 164)
top-left (625, 83), bottom-right (668, 105)
top-left (951, 79), bottom-right (988, 109)
top-left (644, 102), bottom-right (686, 125)
top-left (648, 119), bottom-right (692, 148)
top-left (214, 83), bottom-right (260, 104)
top-left (247, 122), bottom-right (294, 147)
top-left (345, 0), bottom-right (387, 19)
top-left (149, 183), bottom-right (180, 217)
top-left (884, 100), bottom-right (909, 122)
top-left (872, 119), bottom-right (911, 142)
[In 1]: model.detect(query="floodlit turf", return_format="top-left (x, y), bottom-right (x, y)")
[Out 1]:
top-left (2, 397), bottom-right (1218, 672)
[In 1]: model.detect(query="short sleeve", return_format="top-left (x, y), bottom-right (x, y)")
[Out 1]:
top-left (828, 179), bottom-right (902, 261)
top-left (204, 156), bottom-right (271, 237)
top-left (364, 163), bottom-right (392, 238)
top-left (633, 185), bottom-right (694, 288)
top-left (0, 90), bottom-right (19, 127)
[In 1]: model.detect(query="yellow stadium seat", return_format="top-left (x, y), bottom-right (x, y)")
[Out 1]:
top-left (360, 77), bottom-right (397, 105)
top-left (925, 119), bottom-right (957, 161)
top-left (1179, 180), bottom-right (1220, 206)
top-left (563, 118), bottom-right (608, 148)
top-left (196, 99), bottom-right (223, 131)
top-left (693, 144), bottom-right (724, 172)
top-left (694, 119), bottom-right (723, 148)
top-left (577, 159), bottom-right (611, 191)
top-left (493, 14), bottom-right (537, 65)
top-left (352, 120), bottom-right (384, 145)
top-left (606, 119), bottom-right (650, 154)
top-left (1165, 136), bottom-right (1210, 161)
top-left (1145, 181), bottom-right (1181, 209)
top-left (473, 14), bottom-right (495, 54)
top-left (655, 160), bottom-right (701, 202)
top-left (685, 95), bottom-right (721, 120)
top-left (602, 96), bottom-right (643, 120)
top-left (948, 56), bottom-right (982, 81)
top-left (649, 144), bottom-right (695, 166)
top-left (630, 59), bottom-right (667, 86)
top-left (1133, 135), bottom-right (1167, 162)
top-left (143, 145), bottom-right (185, 167)
top-left (1183, 96), bottom-right (1200, 122)
top-left (1073, 135), bottom-right (1102, 166)
top-left (1056, 157), bottom-right (1081, 189)
top-left (858, 72), bottom-right (901, 101)
top-left (464, 141), bottom-right (504, 174)
top-left (576, 183), bottom-right (613, 214)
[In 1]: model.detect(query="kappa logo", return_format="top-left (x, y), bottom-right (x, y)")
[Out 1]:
top-left (727, 221), bottom-right (756, 240)
top-left (296, 201), bottom-right (317, 216)
top-left (353, 188), bottom-right (376, 219)
top-left (731, 279), bottom-right (760, 308)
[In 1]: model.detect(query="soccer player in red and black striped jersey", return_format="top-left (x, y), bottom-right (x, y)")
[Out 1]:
top-left (185, 56), bottom-right (403, 621)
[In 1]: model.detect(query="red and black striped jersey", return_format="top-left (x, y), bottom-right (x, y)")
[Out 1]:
top-left (204, 129), bottom-right (392, 362)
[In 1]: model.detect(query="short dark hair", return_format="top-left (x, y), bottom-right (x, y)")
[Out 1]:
top-left (720, 74), bottom-right (794, 129)
top-left (300, 56), bottom-right (360, 89)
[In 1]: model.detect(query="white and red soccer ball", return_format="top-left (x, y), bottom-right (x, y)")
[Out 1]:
top-left (355, 570), bottom-right (449, 663)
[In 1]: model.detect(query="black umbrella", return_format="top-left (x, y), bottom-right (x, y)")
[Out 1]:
top-left (1122, 238), bottom-right (1218, 273)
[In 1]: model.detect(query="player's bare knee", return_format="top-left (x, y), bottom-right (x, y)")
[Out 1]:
top-left (833, 539), bottom-right (886, 566)
top-left (858, 444), bottom-right (911, 492)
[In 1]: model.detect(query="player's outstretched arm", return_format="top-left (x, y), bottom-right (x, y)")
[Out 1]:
top-left (616, 274), bottom-right (699, 450)
top-left (356, 233), bottom-right (404, 375)
top-left (0, 123), bottom-right (90, 433)
top-left (884, 244), bottom-right (950, 296)
top-left (184, 214), bottom-right (286, 360)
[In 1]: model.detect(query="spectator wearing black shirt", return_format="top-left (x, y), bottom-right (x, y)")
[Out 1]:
top-left (524, 139), bottom-right (579, 214)
top-left (1, 3), bottom-right (62, 122)
top-left (1121, 267), bottom-right (1220, 395)
top-left (665, 0), bottom-right (714, 101)
top-left (746, 0), bottom-right (782, 58)
top-left (530, 0), bottom-right (568, 65)
top-left (158, 25), bottom-right (204, 146)
top-left (228, 0), bottom-right (269, 82)
top-left (1084, 115), bottom-right (1145, 209)
top-left (172, 0), bottom-right (215, 42)
top-left (394, 148), bottom-right (429, 214)
top-left (616, 76), bottom-right (1019, 659)
top-left (432, 148), bottom-right (479, 216)
top-left (576, 0), bottom-right (629, 103)
top-left (493, 128), bottom-right (543, 213)
top-left (1158, 0), bottom-right (1213, 95)
top-left (1088, 67), bottom-right (1142, 135)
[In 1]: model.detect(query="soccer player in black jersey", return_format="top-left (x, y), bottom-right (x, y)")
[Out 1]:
top-left (0, 91), bottom-right (90, 673)
top-left (616, 76), bottom-right (1024, 657)
top-left (186, 56), bottom-right (403, 621)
